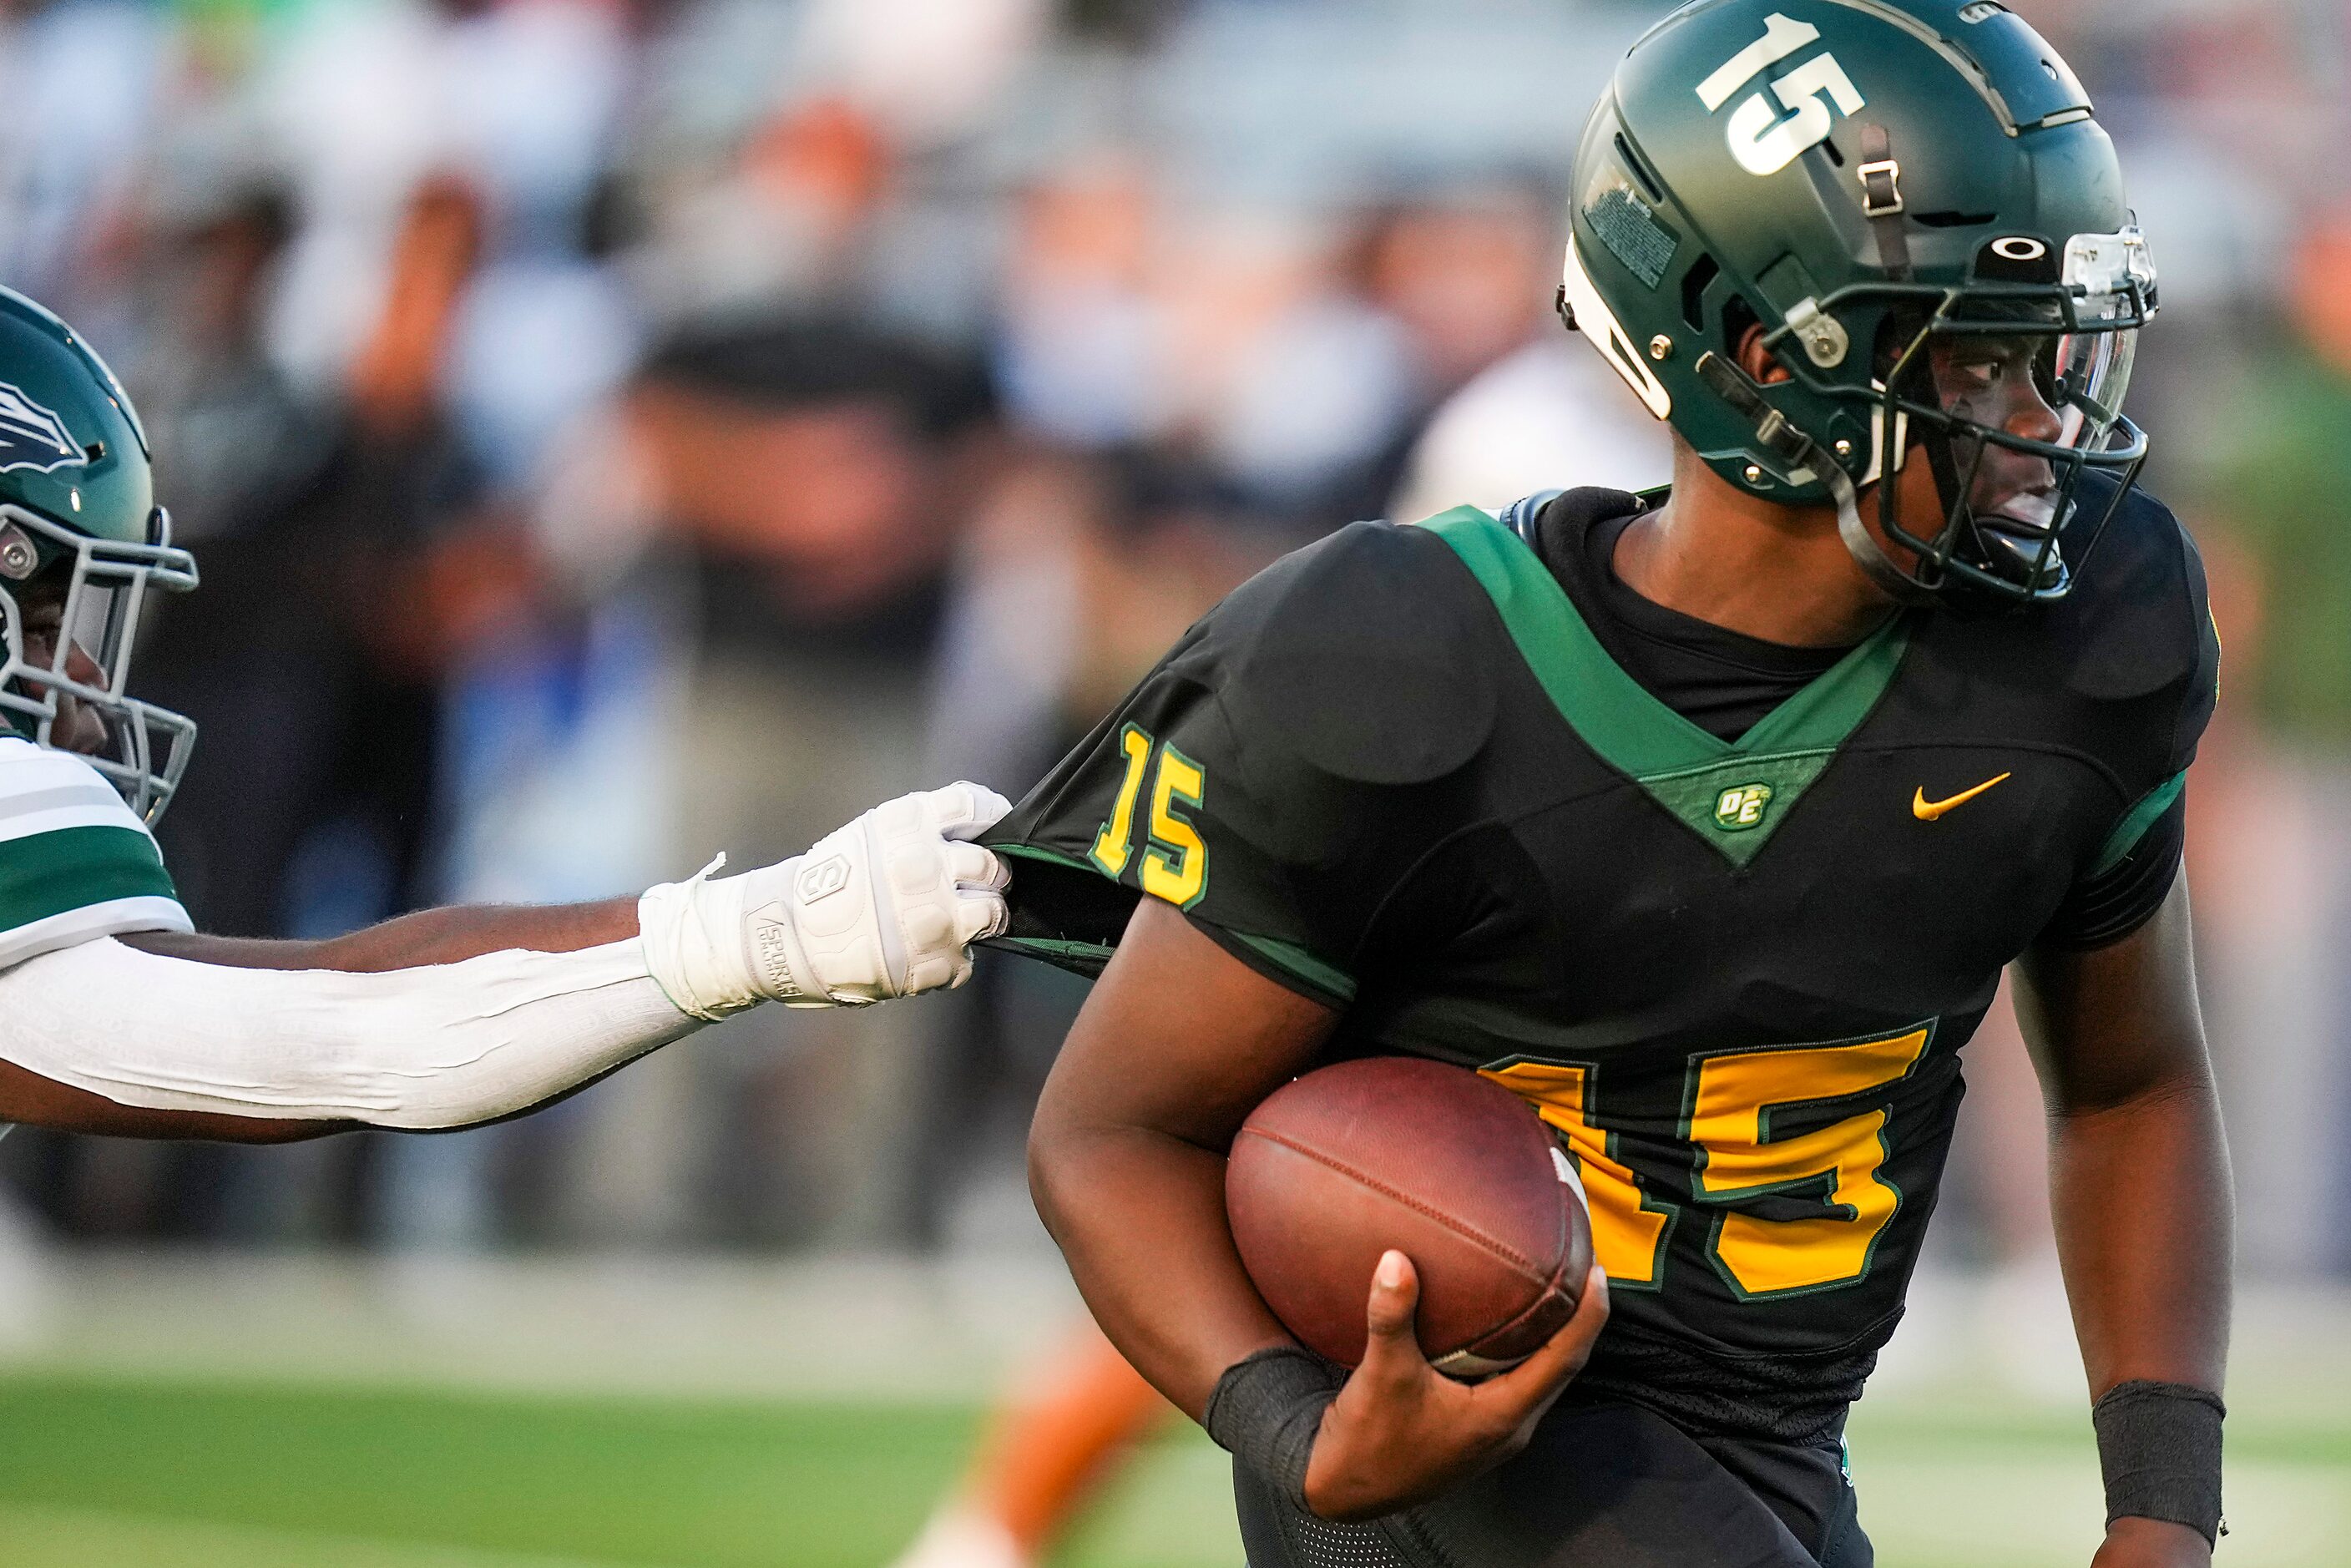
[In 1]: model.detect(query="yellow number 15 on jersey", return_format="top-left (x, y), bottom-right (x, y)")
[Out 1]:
top-left (1484, 1024), bottom-right (1933, 1300)
top-left (1089, 725), bottom-right (1209, 909)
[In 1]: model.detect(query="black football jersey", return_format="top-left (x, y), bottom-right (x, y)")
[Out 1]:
top-left (984, 482), bottom-right (2218, 1444)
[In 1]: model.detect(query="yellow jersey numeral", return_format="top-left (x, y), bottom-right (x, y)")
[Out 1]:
top-left (1089, 725), bottom-right (1154, 877)
top-left (1484, 1024), bottom-right (1933, 1300)
top-left (1479, 1060), bottom-right (1672, 1286)
top-left (1140, 746), bottom-right (1208, 908)
top-left (1689, 1028), bottom-right (1931, 1297)
top-left (1091, 727), bottom-right (1210, 908)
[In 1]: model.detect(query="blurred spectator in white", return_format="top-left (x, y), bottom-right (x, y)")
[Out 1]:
top-left (0, 0), bottom-right (169, 313)
top-left (795, 0), bottom-right (1050, 152)
top-left (1389, 333), bottom-right (1673, 520)
top-left (1174, 205), bottom-right (1415, 504)
top-left (1341, 179), bottom-right (1661, 523)
top-left (996, 152), bottom-right (1170, 450)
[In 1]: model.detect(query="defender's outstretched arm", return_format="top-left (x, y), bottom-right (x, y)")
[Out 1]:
top-left (0, 785), bottom-right (1010, 1142)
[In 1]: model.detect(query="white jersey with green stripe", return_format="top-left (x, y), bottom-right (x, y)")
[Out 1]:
top-left (0, 736), bottom-right (190, 971)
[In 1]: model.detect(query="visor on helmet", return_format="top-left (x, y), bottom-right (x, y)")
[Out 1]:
top-left (2045, 230), bottom-right (2153, 449)
top-left (1802, 224), bottom-right (2158, 603)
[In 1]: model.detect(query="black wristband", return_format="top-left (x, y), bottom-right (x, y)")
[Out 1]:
top-left (2092, 1379), bottom-right (2226, 1546)
top-left (1202, 1345), bottom-right (1345, 1513)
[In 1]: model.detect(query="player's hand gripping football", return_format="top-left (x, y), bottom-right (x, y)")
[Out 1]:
top-left (1303, 1248), bottom-right (1610, 1522)
top-left (640, 782), bottom-right (1013, 1017)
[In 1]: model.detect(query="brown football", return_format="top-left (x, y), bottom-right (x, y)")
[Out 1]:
top-left (1226, 1055), bottom-right (1593, 1378)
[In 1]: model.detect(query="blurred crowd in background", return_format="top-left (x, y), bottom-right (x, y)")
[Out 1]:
top-left (0, 0), bottom-right (2343, 1296)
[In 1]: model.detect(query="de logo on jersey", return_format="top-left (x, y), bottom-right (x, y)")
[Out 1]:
top-left (1697, 13), bottom-right (1866, 177)
top-left (1713, 783), bottom-right (1775, 832)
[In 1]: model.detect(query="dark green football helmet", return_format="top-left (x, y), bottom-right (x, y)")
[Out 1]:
top-left (1560, 0), bottom-right (2156, 604)
top-left (0, 286), bottom-right (197, 820)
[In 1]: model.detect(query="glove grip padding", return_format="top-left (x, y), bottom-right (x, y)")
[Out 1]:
top-left (639, 854), bottom-right (823, 1020)
top-left (779, 809), bottom-right (905, 1008)
top-left (640, 784), bottom-right (1011, 1017)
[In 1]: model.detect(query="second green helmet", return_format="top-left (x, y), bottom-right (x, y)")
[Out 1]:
top-left (0, 286), bottom-right (199, 820)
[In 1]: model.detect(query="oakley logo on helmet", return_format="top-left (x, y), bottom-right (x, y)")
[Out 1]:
top-left (0, 384), bottom-right (83, 478)
top-left (1696, 13), bottom-right (1868, 178)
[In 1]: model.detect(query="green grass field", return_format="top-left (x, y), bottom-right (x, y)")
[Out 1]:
top-left (0, 1373), bottom-right (2346, 1568)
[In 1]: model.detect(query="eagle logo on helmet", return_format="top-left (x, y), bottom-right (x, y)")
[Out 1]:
top-left (0, 383), bottom-right (83, 478)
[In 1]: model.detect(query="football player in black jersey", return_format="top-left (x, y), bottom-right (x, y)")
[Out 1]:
top-left (993, 3), bottom-right (2228, 1565)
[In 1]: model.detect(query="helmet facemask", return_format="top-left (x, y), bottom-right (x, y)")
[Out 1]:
top-left (1774, 226), bottom-right (2157, 606)
top-left (0, 503), bottom-right (199, 822)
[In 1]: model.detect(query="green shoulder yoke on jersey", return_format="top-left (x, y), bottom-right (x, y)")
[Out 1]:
top-left (1420, 507), bottom-right (1912, 867)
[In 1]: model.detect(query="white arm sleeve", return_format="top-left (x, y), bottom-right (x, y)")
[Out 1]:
top-left (0, 937), bottom-right (700, 1130)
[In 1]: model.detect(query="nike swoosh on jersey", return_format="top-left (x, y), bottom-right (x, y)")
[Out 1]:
top-left (1912, 772), bottom-right (2013, 822)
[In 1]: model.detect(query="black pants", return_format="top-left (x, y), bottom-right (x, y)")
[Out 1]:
top-left (1235, 1399), bottom-right (1870, 1568)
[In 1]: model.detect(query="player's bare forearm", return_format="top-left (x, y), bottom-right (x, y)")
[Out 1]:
top-left (0, 1057), bottom-right (348, 1141)
top-left (2016, 876), bottom-right (2229, 1566)
top-left (120, 897), bottom-right (643, 973)
top-left (1030, 1120), bottom-right (1289, 1420)
top-left (1028, 897), bottom-right (1337, 1419)
top-left (1028, 897), bottom-right (1609, 1522)
top-left (2015, 876), bottom-right (2231, 1398)
top-left (2043, 1056), bottom-right (2229, 1395)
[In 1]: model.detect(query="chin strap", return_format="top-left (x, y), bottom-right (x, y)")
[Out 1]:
top-left (1696, 349), bottom-right (1934, 607)
top-left (1826, 460), bottom-right (1935, 605)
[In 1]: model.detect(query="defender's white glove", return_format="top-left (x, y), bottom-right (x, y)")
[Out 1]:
top-left (639, 783), bottom-right (1013, 1019)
